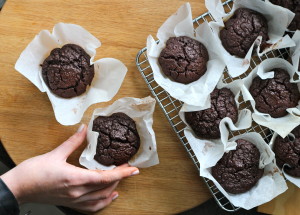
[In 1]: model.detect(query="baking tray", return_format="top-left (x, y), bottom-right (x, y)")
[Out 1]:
top-left (136, 0), bottom-right (290, 212)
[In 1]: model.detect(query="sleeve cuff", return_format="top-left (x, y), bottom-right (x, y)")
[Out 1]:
top-left (0, 178), bottom-right (20, 215)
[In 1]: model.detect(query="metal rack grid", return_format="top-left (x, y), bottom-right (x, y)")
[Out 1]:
top-left (136, 0), bottom-right (290, 212)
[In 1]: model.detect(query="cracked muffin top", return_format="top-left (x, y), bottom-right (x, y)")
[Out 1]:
top-left (270, 0), bottom-right (300, 31)
top-left (185, 87), bottom-right (238, 139)
top-left (158, 36), bottom-right (209, 84)
top-left (220, 8), bottom-right (269, 58)
top-left (212, 139), bottom-right (264, 194)
top-left (93, 112), bottom-right (140, 166)
top-left (274, 125), bottom-right (300, 177)
top-left (249, 68), bottom-right (300, 118)
top-left (41, 44), bottom-right (94, 98)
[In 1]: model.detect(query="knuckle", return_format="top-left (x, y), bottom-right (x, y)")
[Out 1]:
top-left (90, 207), bottom-right (100, 213)
top-left (99, 176), bottom-right (112, 185)
top-left (65, 138), bottom-right (75, 146)
top-left (63, 175), bottom-right (75, 186)
top-left (87, 203), bottom-right (101, 213)
top-left (64, 174), bottom-right (84, 187)
top-left (101, 192), bottom-right (110, 200)
top-left (66, 133), bottom-right (80, 144)
top-left (68, 190), bottom-right (81, 199)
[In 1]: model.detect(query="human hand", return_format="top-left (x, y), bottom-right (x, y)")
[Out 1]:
top-left (0, 124), bottom-right (139, 212)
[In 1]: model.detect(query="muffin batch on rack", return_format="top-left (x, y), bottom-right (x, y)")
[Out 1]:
top-left (147, 0), bottom-right (300, 209)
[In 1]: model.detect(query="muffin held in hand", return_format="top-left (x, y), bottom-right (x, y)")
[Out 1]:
top-left (212, 139), bottom-right (264, 194)
top-left (92, 112), bottom-right (140, 166)
top-left (249, 68), bottom-right (300, 118)
top-left (220, 8), bottom-right (269, 58)
top-left (158, 36), bottom-right (209, 84)
top-left (42, 44), bottom-right (94, 98)
top-left (270, 0), bottom-right (300, 31)
top-left (273, 125), bottom-right (300, 177)
top-left (185, 88), bottom-right (238, 139)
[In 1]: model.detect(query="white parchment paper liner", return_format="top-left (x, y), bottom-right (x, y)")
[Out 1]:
top-left (241, 58), bottom-right (300, 138)
top-left (205, 0), bottom-right (295, 77)
top-left (147, 3), bottom-right (225, 107)
top-left (79, 97), bottom-right (159, 170)
top-left (270, 132), bottom-right (300, 188)
top-left (291, 30), bottom-right (300, 72)
top-left (15, 23), bottom-right (127, 125)
top-left (195, 132), bottom-right (287, 210)
top-left (179, 78), bottom-right (252, 150)
top-left (265, 0), bottom-right (297, 33)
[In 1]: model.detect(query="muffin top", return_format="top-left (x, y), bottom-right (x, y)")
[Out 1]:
top-left (93, 112), bottom-right (140, 166)
top-left (158, 36), bottom-right (209, 84)
top-left (185, 87), bottom-right (238, 139)
top-left (220, 8), bottom-right (269, 58)
top-left (274, 125), bottom-right (300, 177)
top-left (249, 68), bottom-right (300, 118)
top-left (41, 44), bottom-right (94, 98)
top-left (212, 139), bottom-right (264, 194)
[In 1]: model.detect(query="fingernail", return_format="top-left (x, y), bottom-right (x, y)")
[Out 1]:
top-left (131, 169), bottom-right (139, 176)
top-left (77, 124), bottom-right (85, 133)
top-left (112, 193), bottom-right (119, 201)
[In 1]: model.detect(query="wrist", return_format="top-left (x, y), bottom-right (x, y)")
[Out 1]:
top-left (0, 169), bottom-right (26, 205)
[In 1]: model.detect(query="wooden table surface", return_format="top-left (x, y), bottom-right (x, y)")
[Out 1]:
top-left (0, 0), bottom-right (298, 214)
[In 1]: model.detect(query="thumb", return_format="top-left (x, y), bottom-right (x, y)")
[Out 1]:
top-left (52, 124), bottom-right (87, 160)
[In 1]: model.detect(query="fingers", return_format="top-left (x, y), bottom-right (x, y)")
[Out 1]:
top-left (51, 124), bottom-right (87, 160)
top-left (87, 165), bottom-right (139, 186)
top-left (68, 191), bottom-right (118, 213)
top-left (75, 181), bottom-right (119, 203)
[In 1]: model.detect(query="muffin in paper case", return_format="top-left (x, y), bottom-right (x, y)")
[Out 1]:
top-left (15, 23), bottom-right (127, 125)
top-left (147, 3), bottom-right (225, 107)
top-left (79, 97), bottom-right (159, 170)
top-left (270, 131), bottom-right (300, 188)
top-left (241, 58), bottom-right (300, 138)
top-left (179, 77), bottom-right (252, 151)
top-left (192, 131), bottom-right (287, 210)
top-left (205, 0), bottom-right (295, 77)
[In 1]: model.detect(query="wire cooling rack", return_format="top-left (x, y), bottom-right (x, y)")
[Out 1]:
top-left (136, 0), bottom-right (291, 212)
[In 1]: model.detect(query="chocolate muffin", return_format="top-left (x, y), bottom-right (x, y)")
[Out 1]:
top-left (249, 68), bottom-right (300, 118)
top-left (212, 139), bottom-right (264, 194)
top-left (42, 44), bottom-right (94, 98)
top-left (270, 0), bottom-right (300, 31)
top-left (273, 125), bottom-right (300, 177)
top-left (185, 88), bottom-right (238, 139)
top-left (220, 8), bottom-right (269, 58)
top-left (158, 36), bottom-right (209, 84)
top-left (92, 112), bottom-right (140, 166)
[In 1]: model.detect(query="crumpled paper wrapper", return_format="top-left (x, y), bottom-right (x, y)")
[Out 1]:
top-left (241, 58), bottom-right (300, 138)
top-left (147, 3), bottom-right (225, 107)
top-left (205, 0), bottom-right (295, 77)
top-left (180, 78), bottom-right (252, 148)
top-left (189, 130), bottom-right (287, 210)
top-left (270, 132), bottom-right (300, 188)
top-left (291, 30), bottom-right (300, 72)
top-left (15, 23), bottom-right (127, 125)
top-left (79, 97), bottom-right (159, 170)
